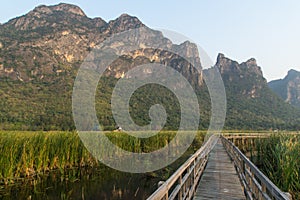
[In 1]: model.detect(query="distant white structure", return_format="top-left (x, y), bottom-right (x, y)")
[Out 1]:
top-left (114, 126), bottom-right (122, 132)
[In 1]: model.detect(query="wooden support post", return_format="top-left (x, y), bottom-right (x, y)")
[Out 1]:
top-left (193, 159), bottom-right (196, 196)
top-left (262, 183), bottom-right (266, 194)
top-left (284, 192), bottom-right (292, 200)
top-left (178, 174), bottom-right (182, 200)
top-left (249, 170), bottom-right (254, 195)
top-left (241, 159), bottom-right (245, 174)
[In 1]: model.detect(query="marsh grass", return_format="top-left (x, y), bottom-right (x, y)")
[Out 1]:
top-left (105, 131), bottom-right (205, 152)
top-left (0, 131), bottom-right (205, 185)
top-left (255, 134), bottom-right (300, 199)
top-left (0, 131), bottom-right (96, 184)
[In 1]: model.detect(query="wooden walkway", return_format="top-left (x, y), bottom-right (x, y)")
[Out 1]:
top-left (147, 135), bottom-right (291, 200)
top-left (194, 138), bottom-right (245, 200)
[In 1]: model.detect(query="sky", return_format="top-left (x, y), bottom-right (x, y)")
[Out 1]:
top-left (1, 0), bottom-right (300, 81)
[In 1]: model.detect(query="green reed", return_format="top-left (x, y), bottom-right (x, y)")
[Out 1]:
top-left (105, 131), bottom-right (205, 152)
top-left (255, 134), bottom-right (300, 199)
top-left (0, 131), bottom-right (205, 185)
top-left (0, 131), bottom-right (97, 184)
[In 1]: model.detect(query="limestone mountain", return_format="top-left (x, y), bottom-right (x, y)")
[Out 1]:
top-left (269, 69), bottom-right (300, 107)
top-left (0, 3), bottom-right (202, 83)
top-left (217, 53), bottom-right (264, 98)
top-left (216, 54), bottom-right (300, 130)
top-left (0, 3), bottom-right (202, 130)
top-left (0, 3), bottom-right (299, 130)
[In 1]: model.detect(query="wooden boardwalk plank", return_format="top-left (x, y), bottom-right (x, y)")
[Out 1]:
top-left (194, 138), bottom-right (245, 200)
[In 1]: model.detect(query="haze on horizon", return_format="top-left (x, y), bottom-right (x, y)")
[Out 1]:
top-left (0, 0), bottom-right (299, 81)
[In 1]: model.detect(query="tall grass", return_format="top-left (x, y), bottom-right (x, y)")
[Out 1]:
top-left (105, 131), bottom-right (205, 153)
top-left (0, 131), bottom-right (97, 184)
top-left (255, 134), bottom-right (300, 199)
top-left (0, 131), bottom-right (205, 185)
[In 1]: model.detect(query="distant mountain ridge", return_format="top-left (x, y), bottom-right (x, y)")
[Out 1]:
top-left (269, 69), bottom-right (300, 108)
top-left (215, 54), bottom-right (300, 130)
top-left (0, 3), bottom-right (299, 130)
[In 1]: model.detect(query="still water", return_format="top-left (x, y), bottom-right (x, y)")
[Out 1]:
top-left (0, 149), bottom-right (195, 200)
top-left (1, 167), bottom-right (158, 199)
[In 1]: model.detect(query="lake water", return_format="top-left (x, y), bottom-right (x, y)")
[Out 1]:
top-left (0, 149), bottom-right (195, 200)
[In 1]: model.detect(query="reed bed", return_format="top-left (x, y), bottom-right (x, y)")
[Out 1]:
top-left (255, 134), bottom-right (300, 199)
top-left (0, 131), bottom-right (205, 185)
top-left (0, 131), bottom-right (97, 184)
top-left (105, 131), bottom-right (205, 152)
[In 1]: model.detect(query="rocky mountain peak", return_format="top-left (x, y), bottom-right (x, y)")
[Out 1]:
top-left (8, 3), bottom-right (88, 31)
top-left (216, 53), bottom-right (225, 62)
top-left (215, 53), bottom-right (266, 98)
top-left (287, 69), bottom-right (300, 79)
top-left (216, 53), bottom-right (263, 77)
top-left (108, 13), bottom-right (144, 33)
top-left (245, 58), bottom-right (257, 66)
top-left (241, 58), bottom-right (262, 77)
top-left (176, 41), bottom-right (199, 58)
top-left (216, 53), bottom-right (239, 74)
top-left (31, 5), bottom-right (53, 14)
top-left (269, 69), bottom-right (300, 107)
top-left (33, 3), bottom-right (86, 16)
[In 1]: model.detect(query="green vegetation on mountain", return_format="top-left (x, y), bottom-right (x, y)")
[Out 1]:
top-left (0, 3), bottom-right (299, 131)
top-left (216, 54), bottom-right (300, 130)
top-left (269, 69), bottom-right (300, 108)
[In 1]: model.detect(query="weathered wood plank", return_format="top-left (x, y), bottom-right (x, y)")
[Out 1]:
top-left (194, 138), bottom-right (246, 200)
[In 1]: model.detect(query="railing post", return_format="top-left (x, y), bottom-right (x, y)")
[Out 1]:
top-left (284, 192), bottom-right (292, 200)
top-left (241, 159), bottom-right (245, 175)
top-left (178, 174), bottom-right (182, 200)
top-left (257, 183), bottom-right (266, 200)
top-left (193, 159), bottom-right (196, 197)
top-left (249, 169), bottom-right (254, 197)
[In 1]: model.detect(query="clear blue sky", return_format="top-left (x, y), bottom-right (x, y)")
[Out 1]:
top-left (1, 0), bottom-right (300, 81)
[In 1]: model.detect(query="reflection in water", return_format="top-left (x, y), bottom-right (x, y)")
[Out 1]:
top-left (1, 166), bottom-right (158, 199)
top-left (0, 147), bottom-right (196, 200)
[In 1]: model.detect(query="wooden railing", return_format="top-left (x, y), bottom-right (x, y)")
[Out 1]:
top-left (147, 135), bottom-right (218, 200)
top-left (221, 135), bottom-right (292, 200)
top-left (224, 133), bottom-right (272, 140)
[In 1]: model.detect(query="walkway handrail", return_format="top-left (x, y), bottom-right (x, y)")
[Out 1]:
top-left (147, 134), bottom-right (218, 200)
top-left (221, 135), bottom-right (291, 200)
top-left (224, 133), bottom-right (272, 140)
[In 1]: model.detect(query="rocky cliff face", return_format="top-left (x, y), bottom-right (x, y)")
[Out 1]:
top-left (0, 3), bottom-right (202, 85)
top-left (269, 69), bottom-right (300, 107)
top-left (213, 54), bottom-right (300, 130)
top-left (216, 53), bottom-right (265, 98)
